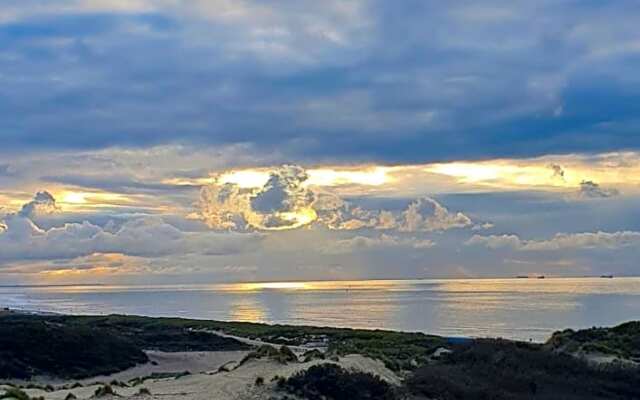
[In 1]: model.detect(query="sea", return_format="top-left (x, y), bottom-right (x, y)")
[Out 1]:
top-left (2, 277), bottom-right (639, 342)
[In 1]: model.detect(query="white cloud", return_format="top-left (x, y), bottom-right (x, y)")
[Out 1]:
top-left (465, 234), bottom-right (524, 250)
top-left (199, 165), bottom-right (476, 233)
top-left (466, 231), bottom-right (640, 251)
top-left (18, 190), bottom-right (59, 218)
top-left (323, 234), bottom-right (435, 254)
top-left (398, 197), bottom-right (473, 232)
top-left (0, 192), bottom-right (262, 264)
top-left (199, 165), bottom-right (317, 231)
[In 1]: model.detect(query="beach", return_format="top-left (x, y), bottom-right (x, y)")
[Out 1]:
top-left (1, 312), bottom-right (639, 400)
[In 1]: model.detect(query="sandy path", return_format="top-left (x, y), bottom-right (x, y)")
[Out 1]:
top-left (203, 330), bottom-right (328, 354)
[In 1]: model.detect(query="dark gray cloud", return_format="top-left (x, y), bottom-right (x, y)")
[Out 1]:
top-left (579, 180), bottom-right (620, 198)
top-left (1, 1), bottom-right (640, 163)
top-left (18, 190), bottom-right (58, 218)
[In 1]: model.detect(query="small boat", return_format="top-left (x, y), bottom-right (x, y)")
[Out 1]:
top-left (600, 274), bottom-right (614, 278)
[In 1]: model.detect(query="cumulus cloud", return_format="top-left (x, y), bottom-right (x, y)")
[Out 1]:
top-left (200, 165), bottom-right (317, 231)
top-left (578, 180), bottom-right (620, 198)
top-left (199, 165), bottom-right (476, 232)
top-left (466, 231), bottom-right (640, 251)
top-left (398, 197), bottom-right (473, 232)
top-left (323, 234), bottom-right (435, 255)
top-left (18, 191), bottom-right (59, 218)
top-left (0, 192), bottom-right (262, 265)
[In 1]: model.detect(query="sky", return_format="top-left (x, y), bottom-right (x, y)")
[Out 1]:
top-left (1, 0), bottom-right (639, 284)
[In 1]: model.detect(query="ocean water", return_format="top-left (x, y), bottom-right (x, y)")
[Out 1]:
top-left (2, 277), bottom-right (639, 342)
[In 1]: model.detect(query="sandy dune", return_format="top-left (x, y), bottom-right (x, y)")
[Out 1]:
top-left (1, 352), bottom-right (400, 400)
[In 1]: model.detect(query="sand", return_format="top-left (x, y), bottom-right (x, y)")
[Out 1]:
top-left (1, 352), bottom-right (400, 400)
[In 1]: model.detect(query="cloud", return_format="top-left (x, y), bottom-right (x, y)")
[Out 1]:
top-left (2, 2), bottom-right (640, 163)
top-left (323, 234), bottom-right (435, 255)
top-left (578, 180), bottom-right (620, 198)
top-left (548, 163), bottom-right (565, 181)
top-left (466, 231), bottom-right (640, 251)
top-left (18, 191), bottom-right (59, 218)
top-left (0, 191), bottom-right (263, 265)
top-left (465, 234), bottom-right (523, 250)
top-left (398, 197), bottom-right (473, 232)
top-left (200, 165), bottom-right (317, 231)
top-left (199, 165), bottom-right (476, 232)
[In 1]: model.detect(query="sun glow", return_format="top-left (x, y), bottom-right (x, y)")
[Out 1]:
top-left (218, 169), bottom-right (271, 188)
top-left (277, 207), bottom-right (318, 229)
top-left (307, 167), bottom-right (390, 187)
top-left (60, 191), bottom-right (87, 204)
top-left (227, 281), bottom-right (313, 291)
top-left (424, 155), bottom-right (640, 190)
top-left (213, 166), bottom-right (392, 189)
top-left (57, 190), bottom-right (135, 210)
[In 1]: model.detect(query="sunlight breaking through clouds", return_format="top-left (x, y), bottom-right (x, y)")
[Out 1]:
top-left (198, 164), bottom-right (477, 232)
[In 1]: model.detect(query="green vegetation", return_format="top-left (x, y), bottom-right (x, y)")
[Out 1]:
top-left (327, 329), bottom-right (444, 371)
top-left (281, 364), bottom-right (397, 400)
top-left (239, 344), bottom-right (298, 366)
top-left (45, 313), bottom-right (445, 372)
top-left (302, 349), bottom-right (325, 362)
top-left (0, 315), bottom-right (147, 379)
top-left (405, 338), bottom-right (640, 400)
top-left (547, 321), bottom-right (640, 361)
top-left (2, 311), bottom-right (638, 400)
top-left (93, 384), bottom-right (115, 397)
top-left (136, 387), bottom-right (151, 396)
top-left (0, 314), bottom-right (249, 379)
top-left (128, 371), bottom-right (191, 387)
top-left (0, 388), bottom-right (30, 400)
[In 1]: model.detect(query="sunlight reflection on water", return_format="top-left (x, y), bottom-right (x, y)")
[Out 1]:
top-left (2, 277), bottom-right (639, 341)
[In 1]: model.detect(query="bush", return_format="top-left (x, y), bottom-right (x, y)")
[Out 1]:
top-left (0, 316), bottom-right (147, 379)
top-left (282, 364), bottom-right (397, 400)
top-left (0, 388), bottom-right (30, 400)
top-left (302, 349), bottom-right (325, 362)
top-left (137, 387), bottom-right (151, 396)
top-left (239, 344), bottom-right (298, 366)
top-left (406, 339), bottom-right (640, 400)
top-left (94, 384), bottom-right (115, 397)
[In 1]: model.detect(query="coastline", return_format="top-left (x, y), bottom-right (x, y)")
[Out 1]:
top-left (4, 276), bottom-right (639, 343)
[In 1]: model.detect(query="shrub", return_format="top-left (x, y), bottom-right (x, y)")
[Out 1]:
top-left (94, 384), bottom-right (115, 397)
top-left (137, 387), bottom-right (151, 396)
top-left (282, 364), bottom-right (397, 400)
top-left (239, 344), bottom-right (298, 366)
top-left (406, 339), bottom-right (640, 400)
top-left (302, 349), bottom-right (325, 362)
top-left (0, 388), bottom-right (30, 400)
